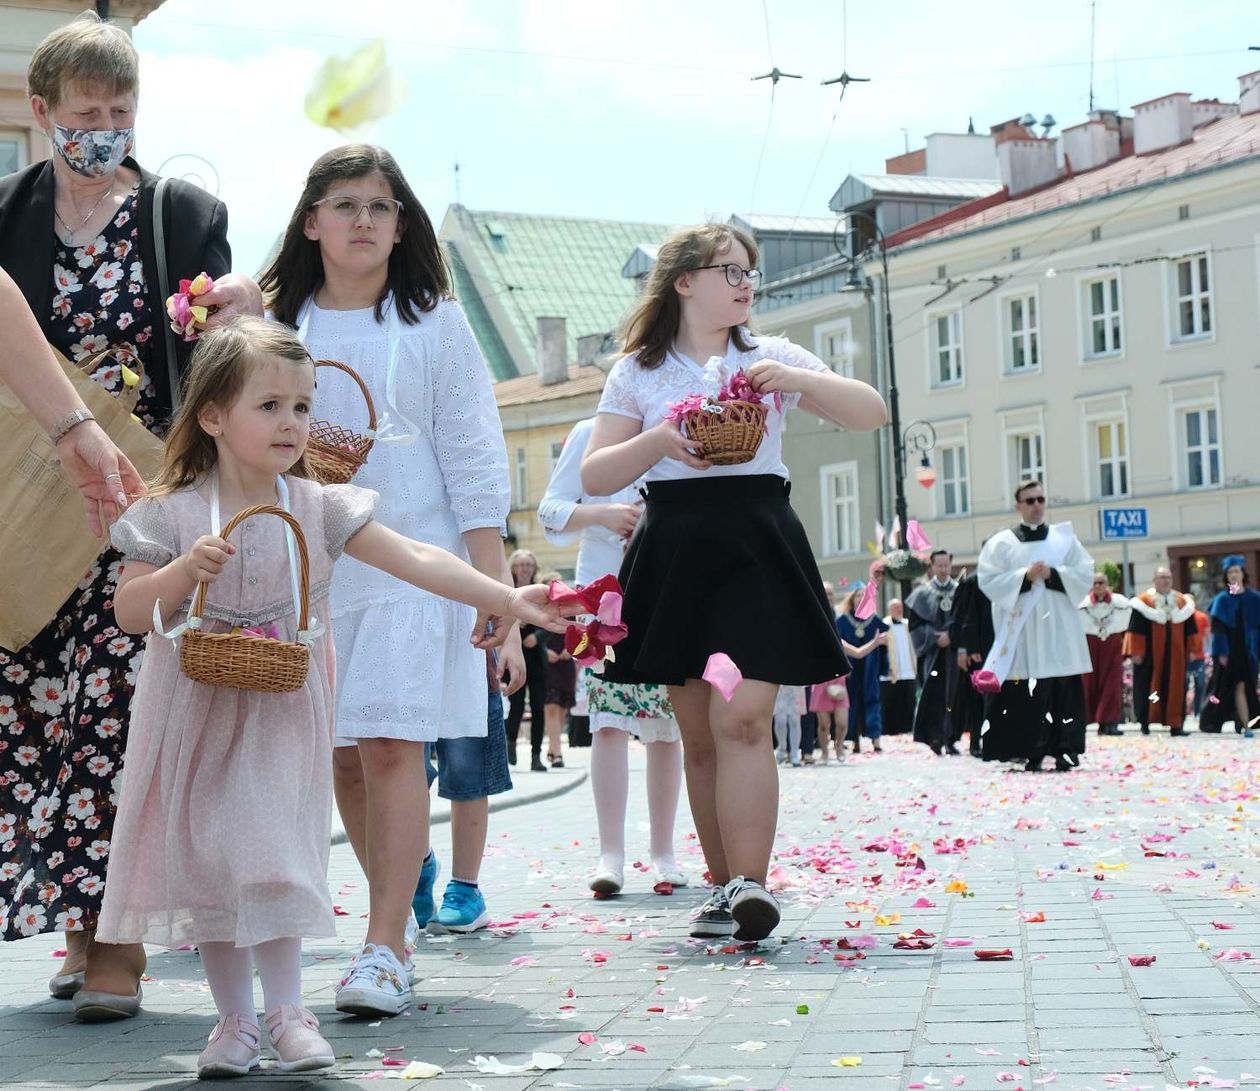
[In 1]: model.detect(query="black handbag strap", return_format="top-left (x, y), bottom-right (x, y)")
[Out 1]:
top-left (153, 176), bottom-right (181, 414)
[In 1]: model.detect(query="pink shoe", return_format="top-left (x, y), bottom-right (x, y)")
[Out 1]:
top-left (197, 1013), bottom-right (261, 1078)
top-left (266, 1003), bottom-right (335, 1073)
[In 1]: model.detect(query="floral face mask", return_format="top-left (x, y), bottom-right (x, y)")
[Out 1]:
top-left (50, 124), bottom-right (133, 178)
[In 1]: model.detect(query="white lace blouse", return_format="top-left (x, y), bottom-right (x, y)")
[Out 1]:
top-left (295, 296), bottom-right (509, 614)
top-left (596, 332), bottom-right (829, 482)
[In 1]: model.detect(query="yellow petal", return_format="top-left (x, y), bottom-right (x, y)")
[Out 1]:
top-left (120, 364), bottom-right (139, 388)
top-left (304, 39), bottom-right (406, 133)
top-left (189, 305), bottom-right (209, 325)
top-left (188, 273), bottom-right (212, 296)
top-left (833, 1056), bottom-right (862, 1067)
top-left (874, 913), bottom-right (901, 927)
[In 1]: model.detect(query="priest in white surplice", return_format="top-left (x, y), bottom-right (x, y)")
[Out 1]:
top-left (977, 480), bottom-right (1094, 771)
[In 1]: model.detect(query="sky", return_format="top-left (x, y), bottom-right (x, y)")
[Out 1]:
top-left (129, 0), bottom-right (1256, 275)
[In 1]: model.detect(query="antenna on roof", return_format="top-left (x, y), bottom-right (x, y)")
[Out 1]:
top-left (453, 161), bottom-right (461, 206)
top-left (1088, 0), bottom-right (1097, 112)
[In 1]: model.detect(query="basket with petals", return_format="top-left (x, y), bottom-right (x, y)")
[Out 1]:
top-left (306, 359), bottom-right (378, 483)
top-left (665, 358), bottom-right (779, 467)
top-left (882, 549), bottom-right (930, 582)
top-left (179, 505), bottom-right (312, 693)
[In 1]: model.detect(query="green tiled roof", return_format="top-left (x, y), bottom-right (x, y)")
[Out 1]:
top-left (442, 205), bottom-right (673, 381)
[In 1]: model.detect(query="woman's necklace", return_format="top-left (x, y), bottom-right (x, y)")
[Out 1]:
top-left (55, 180), bottom-right (116, 246)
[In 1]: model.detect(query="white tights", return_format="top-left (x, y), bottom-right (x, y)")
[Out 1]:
top-left (199, 937), bottom-right (303, 1021)
top-left (590, 728), bottom-right (683, 872)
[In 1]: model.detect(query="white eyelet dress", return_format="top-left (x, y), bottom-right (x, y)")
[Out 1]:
top-left (293, 296), bottom-right (510, 744)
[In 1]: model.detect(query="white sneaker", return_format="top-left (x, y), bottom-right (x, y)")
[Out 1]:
top-left (335, 944), bottom-right (411, 1017)
top-left (652, 863), bottom-right (689, 889)
top-left (725, 876), bottom-right (780, 942)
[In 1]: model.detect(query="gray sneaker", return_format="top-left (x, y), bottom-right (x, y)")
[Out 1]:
top-left (688, 885), bottom-right (734, 939)
top-left (726, 876), bottom-right (780, 942)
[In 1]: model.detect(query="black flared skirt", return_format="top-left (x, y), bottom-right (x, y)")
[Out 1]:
top-left (600, 475), bottom-right (849, 688)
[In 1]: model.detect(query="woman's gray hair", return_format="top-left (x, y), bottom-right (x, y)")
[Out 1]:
top-left (27, 11), bottom-right (139, 109)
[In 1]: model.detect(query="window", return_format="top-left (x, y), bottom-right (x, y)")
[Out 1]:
top-left (1084, 274), bottom-right (1122, 357)
top-left (1173, 253), bottom-right (1212, 340)
top-left (0, 134), bottom-right (23, 176)
top-left (1011, 431), bottom-right (1045, 486)
top-left (932, 311), bottom-right (963, 386)
top-left (514, 447), bottom-right (527, 506)
top-left (819, 462), bottom-right (859, 557)
top-left (938, 443), bottom-right (970, 516)
top-left (814, 317), bottom-right (855, 378)
top-left (549, 441), bottom-right (565, 471)
top-left (1180, 407), bottom-right (1221, 489)
top-left (1093, 420), bottom-right (1129, 498)
top-left (1006, 293), bottom-right (1040, 373)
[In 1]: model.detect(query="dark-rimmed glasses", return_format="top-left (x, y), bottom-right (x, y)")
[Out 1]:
top-left (1020, 496), bottom-right (1047, 505)
top-left (313, 195), bottom-right (404, 222)
top-left (694, 263), bottom-right (762, 288)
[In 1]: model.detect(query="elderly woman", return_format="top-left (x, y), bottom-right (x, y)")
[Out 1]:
top-left (0, 12), bottom-right (258, 1020)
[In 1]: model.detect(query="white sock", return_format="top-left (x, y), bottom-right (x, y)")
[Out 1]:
top-left (591, 727), bottom-right (629, 869)
top-left (253, 937), bottom-right (303, 1013)
top-left (199, 942), bottom-right (256, 1021)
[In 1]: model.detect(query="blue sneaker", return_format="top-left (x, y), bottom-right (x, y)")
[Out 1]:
top-left (411, 851), bottom-right (440, 928)
top-left (428, 881), bottom-right (491, 934)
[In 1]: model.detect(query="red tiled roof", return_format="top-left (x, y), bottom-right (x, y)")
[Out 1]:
top-left (494, 366), bottom-right (607, 408)
top-left (886, 110), bottom-right (1260, 251)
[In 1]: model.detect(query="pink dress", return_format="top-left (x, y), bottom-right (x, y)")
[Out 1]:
top-left (808, 677), bottom-right (850, 713)
top-left (95, 476), bottom-right (376, 948)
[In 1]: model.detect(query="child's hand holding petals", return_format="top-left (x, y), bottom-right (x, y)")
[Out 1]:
top-left (507, 584), bottom-right (571, 633)
top-left (745, 359), bottom-right (803, 397)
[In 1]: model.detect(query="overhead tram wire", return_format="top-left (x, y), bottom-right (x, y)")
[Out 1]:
top-left (748, 1), bottom-right (801, 216)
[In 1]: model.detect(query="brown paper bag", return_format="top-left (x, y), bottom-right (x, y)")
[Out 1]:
top-left (0, 349), bottom-right (165, 652)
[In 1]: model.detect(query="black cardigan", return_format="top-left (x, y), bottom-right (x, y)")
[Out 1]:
top-left (0, 156), bottom-right (231, 420)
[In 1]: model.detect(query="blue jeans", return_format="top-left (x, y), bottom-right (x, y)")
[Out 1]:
top-left (1187, 659), bottom-right (1207, 718)
top-left (424, 687), bottom-right (512, 801)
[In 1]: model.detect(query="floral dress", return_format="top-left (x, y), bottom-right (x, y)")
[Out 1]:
top-left (0, 183), bottom-right (162, 940)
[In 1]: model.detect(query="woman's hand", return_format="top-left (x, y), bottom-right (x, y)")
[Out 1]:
top-left (745, 359), bottom-right (806, 398)
top-left (650, 418), bottom-right (711, 471)
top-left (181, 534), bottom-right (235, 585)
top-left (600, 502), bottom-right (643, 539)
top-left (55, 420), bottom-right (147, 536)
top-left (198, 273), bottom-right (264, 328)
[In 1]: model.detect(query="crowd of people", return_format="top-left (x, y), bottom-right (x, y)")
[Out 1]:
top-left (0, 13), bottom-right (1256, 1084)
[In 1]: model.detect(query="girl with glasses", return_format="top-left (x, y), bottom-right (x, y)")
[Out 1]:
top-left (260, 145), bottom-right (519, 1017)
top-left (581, 223), bottom-right (887, 942)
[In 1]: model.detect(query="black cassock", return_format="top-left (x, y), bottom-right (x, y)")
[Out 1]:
top-left (908, 578), bottom-right (959, 751)
top-left (949, 573), bottom-right (994, 753)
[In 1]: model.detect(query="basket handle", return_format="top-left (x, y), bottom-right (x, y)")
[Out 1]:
top-left (314, 359), bottom-right (378, 433)
top-left (187, 505), bottom-right (311, 634)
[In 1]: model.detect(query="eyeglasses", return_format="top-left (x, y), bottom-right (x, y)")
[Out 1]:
top-left (1020, 496), bottom-right (1047, 505)
top-left (694, 263), bottom-right (763, 288)
top-left (312, 194), bottom-right (404, 222)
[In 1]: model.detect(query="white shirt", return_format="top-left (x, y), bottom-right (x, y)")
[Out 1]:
top-left (596, 332), bottom-right (830, 482)
top-left (295, 296), bottom-right (510, 614)
top-left (885, 620), bottom-right (915, 679)
top-left (537, 418), bottom-right (637, 587)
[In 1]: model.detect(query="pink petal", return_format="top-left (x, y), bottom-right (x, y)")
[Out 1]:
top-left (703, 652), bottom-right (743, 702)
top-left (596, 591), bottom-right (623, 626)
top-left (854, 580), bottom-right (879, 620)
top-left (578, 1032), bottom-right (598, 1046)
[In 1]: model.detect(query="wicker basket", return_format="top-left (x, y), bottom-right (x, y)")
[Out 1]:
top-left (80, 347), bottom-right (145, 416)
top-left (681, 400), bottom-right (768, 466)
top-left (306, 359), bottom-right (377, 484)
top-left (179, 505), bottom-right (312, 693)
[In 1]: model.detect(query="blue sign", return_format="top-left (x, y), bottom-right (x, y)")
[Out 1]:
top-left (1099, 507), bottom-right (1148, 541)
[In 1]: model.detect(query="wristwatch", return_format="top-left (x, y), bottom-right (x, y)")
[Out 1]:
top-left (48, 407), bottom-right (95, 444)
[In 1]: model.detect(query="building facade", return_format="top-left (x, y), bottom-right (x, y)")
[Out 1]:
top-left (876, 82), bottom-right (1260, 604)
top-left (0, 1), bottom-right (165, 175)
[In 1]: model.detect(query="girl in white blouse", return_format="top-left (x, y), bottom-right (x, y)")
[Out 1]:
top-left (260, 146), bottom-right (519, 1016)
top-left (582, 223), bottom-right (887, 942)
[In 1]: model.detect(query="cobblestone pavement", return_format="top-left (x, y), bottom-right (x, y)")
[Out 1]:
top-left (2, 728), bottom-right (1260, 1090)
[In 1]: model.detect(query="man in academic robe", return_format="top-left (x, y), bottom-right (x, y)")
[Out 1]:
top-left (1123, 566), bottom-right (1197, 735)
top-left (949, 569), bottom-right (994, 756)
top-left (908, 550), bottom-right (960, 754)
top-left (1078, 572), bottom-right (1132, 736)
top-left (977, 480), bottom-right (1094, 772)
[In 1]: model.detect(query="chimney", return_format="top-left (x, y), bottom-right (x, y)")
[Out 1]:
top-left (1192, 98), bottom-right (1240, 127)
top-left (996, 138), bottom-right (1058, 196)
top-left (1061, 118), bottom-right (1120, 173)
top-left (1240, 71), bottom-right (1260, 116)
top-left (576, 333), bottom-right (606, 367)
top-left (537, 317), bottom-right (569, 385)
top-left (1132, 92), bottom-right (1193, 155)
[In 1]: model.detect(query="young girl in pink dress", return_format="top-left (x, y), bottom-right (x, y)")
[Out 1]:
top-left (96, 318), bottom-right (565, 1079)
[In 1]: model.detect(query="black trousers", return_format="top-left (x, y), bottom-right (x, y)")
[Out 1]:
top-left (506, 665), bottom-right (547, 757)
